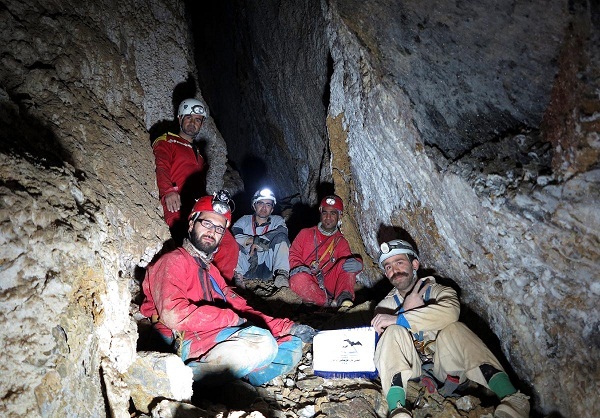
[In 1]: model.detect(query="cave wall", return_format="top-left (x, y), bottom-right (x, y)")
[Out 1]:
top-left (325, 1), bottom-right (598, 416)
top-left (193, 0), bottom-right (599, 416)
top-left (193, 0), bottom-right (331, 202)
top-left (1, 0), bottom-right (599, 417)
top-left (329, 2), bottom-right (600, 416)
top-left (0, 0), bottom-right (229, 416)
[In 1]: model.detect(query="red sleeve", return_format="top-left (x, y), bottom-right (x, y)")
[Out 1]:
top-left (148, 251), bottom-right (240, 333)
top-left (212, 229), bottom-right (239, 281)
top-left (209, 265), bottom-right (294, 337)
top-left (152, 138), bottom-right (177, 199)
top-left (289, 228), bottom-right (312, 269)
top-left (335, 235), bottom-right (357, 260)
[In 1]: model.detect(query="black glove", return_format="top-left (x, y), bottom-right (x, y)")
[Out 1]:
top-left (290, 323), bottom-right (317, 343)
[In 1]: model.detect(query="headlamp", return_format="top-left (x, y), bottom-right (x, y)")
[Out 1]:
top-left (259, 188), bottom-right (273, 198)
top-left (212, 189), bottom-right (234, 213)
top-left (190, 104), bottom-right (206, 115)
top-left (380, 241), bottom-right (414, 255)
top-left (380, 242), bottom-right (392, 254)
top-left (378, 239), bottom-right (419, 268)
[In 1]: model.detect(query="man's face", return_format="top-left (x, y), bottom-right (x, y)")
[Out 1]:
top-left (320, 207), bottom-right (340, 232)
top-left (382, 253), bottom-right (420, 296)
top-left (179, 114), bottom-right (205, 139)
top-left (254, 199), bottom-right (274, 220)
top-left (188, 211), bottom-right (226, 254)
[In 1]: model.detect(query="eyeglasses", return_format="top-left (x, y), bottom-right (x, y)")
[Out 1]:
top-left (196, 218), bottom-right (226, 235)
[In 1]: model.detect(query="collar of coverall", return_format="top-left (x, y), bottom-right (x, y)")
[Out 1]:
top-left (183, 238), bottom-right (214, 265)
top-left (317, 222), bottom-right (338, 236)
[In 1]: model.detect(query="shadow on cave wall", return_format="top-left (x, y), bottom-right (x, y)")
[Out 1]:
top-left (0, 95), bottom-right (73, 170)
top-left (148, 75), bottom-right (200, 144)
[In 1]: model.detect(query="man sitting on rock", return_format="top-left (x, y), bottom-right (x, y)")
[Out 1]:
top-left (371, 239), bottom-right (530, 418)
top-left (141, 192), bottom-right (316, 386)
top-left (288, 195), bottom-right (363, 308)
top-left (231, 188), bottom-right (291, 289)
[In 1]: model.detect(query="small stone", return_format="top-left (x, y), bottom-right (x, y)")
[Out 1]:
top-left (297, 404), bottom-right (316, 417)
top-left (296, 376), bottom-right (324, 391)
top-left (455, 395), bottom-right (475, 411)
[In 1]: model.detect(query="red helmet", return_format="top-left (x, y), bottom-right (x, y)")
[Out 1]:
top-left (319, 195), bottom-right (343, 213)
top-left (189, 195), bottom-right (232, 226)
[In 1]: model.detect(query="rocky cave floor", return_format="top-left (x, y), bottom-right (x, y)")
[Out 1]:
top-left (131, 277), bottom-right (539, 418)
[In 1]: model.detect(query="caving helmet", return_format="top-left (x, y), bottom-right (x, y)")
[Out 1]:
top-left (178, 98), bottom-right (208, 118)
top-left (252, 188), bottom-right (277, 207)
top-left (319, 195), bottom-right (343, 213)
top-left (378, 239), bottom-right (419, 269)
top-left (189, 190), bottom-right (232, 227)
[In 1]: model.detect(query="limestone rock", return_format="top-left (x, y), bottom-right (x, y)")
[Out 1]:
top-left (125, 352), bottom-right (193, 414)
top-left (2, 0), bottom-right (599, 417)
top-left (150, 399), bottom-right (207, 418)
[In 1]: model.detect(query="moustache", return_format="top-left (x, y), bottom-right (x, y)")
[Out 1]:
top-left (201, 234), bottom-right (216, 243)
top-left (391, 272), bottom-right (409, 280)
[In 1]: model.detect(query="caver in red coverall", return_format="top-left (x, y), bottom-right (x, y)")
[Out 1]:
top-left (141, 240), bottom-right (303, 385)
top-left (152, 132), bottom-right (238, 280)
top-left (288, 226), bottom-right (362, 306)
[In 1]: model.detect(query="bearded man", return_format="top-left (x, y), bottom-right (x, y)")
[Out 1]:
top-left (141, 193), bottom-right (316, 385)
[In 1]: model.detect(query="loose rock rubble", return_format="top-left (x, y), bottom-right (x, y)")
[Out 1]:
top-left (132, 284), bottom-right (503, 418)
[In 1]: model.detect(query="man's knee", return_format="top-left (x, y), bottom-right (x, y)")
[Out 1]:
top-left (380, 325), bottom-right (413, 345)
top-left (376, 326), bottom-right (414, 362)
top-left (269, 233), bottom-right (290, 246)
top-left (437, 322), bottom-right (478, 346)
top-left (238, 326), bottom-right (278, 348)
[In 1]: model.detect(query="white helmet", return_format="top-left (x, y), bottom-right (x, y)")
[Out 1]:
top-left (252, 188), bottom-right (276, 207)
top-left (178, 98), bottom-right (208, 118)
top-left (378, 239), bottom-right (419, 269)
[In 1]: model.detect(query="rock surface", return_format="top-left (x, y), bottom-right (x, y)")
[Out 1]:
top-left (132, 296), bottom-right (500, 418)
top-left (194, 1), bottom-right (599, 417)
top-left (0, 0), bottom-right (226, 416)
top-left (1, 0), bottom-right (598, 417)
top-left (125, 352), bottom-right (193, 413)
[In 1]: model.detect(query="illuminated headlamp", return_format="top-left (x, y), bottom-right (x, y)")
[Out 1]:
top-left (258, 188), bottom-right (273, 198)
top-left (252, 188), bottom-right (276, 206)
top-left (378, 239), bottom-right (419, 268)
top-left (380, 241), bottom-right (415, 255)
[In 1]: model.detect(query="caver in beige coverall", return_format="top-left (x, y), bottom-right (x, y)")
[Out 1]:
top-left (374, 276), bottom-right (506, 397)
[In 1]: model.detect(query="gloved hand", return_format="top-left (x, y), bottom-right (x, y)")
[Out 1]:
top-left (290, 323), bottom-right (317, 343)
top-left (342, 257), bottom-right (362, 273)
top-left (252, 236), bottom-right (270, 251)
